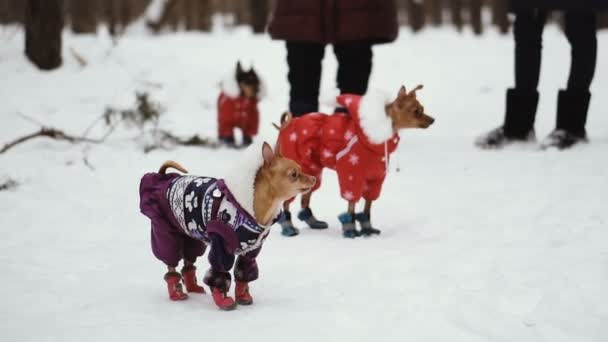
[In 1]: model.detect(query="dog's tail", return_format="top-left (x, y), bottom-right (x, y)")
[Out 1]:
top-left (158, 161), bottom-right (188, 175)
top-left (272, 111), bottom-right (293, 131)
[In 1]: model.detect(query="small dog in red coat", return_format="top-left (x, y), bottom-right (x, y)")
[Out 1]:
top-left (275, 85), bottom-right (434, 238)
top-left (218, 62), bottom-right (263, 148)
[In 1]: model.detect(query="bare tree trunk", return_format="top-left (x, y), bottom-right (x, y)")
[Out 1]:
top-left (407, 0), bottom-right (425, 32)
top-left (185, 0), bottom-right (198, 30)
top-left (449, 0), bottom-right (463, 32)
top-left (25, 0), bottom-right (63, 70)
top-left (470, 0), bottom-right (483, 35)
top-left (69, 0), bottom-right (100, 33)
top-left (250, 0), bottom-right (268, 33)
top-left (197, 0), bottom-right (212, 31)
top-left (425, 0), bottom-right (442, 27)
top-left (104, 0), bottom-right (120, 36)
top-left (491, 0), bottom-right (510, 34)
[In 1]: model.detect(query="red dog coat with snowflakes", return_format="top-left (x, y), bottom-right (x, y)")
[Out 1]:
top-left (277, 92), bottom-right (400, 202)
top-left (217, 92), bottom-right (259, 138)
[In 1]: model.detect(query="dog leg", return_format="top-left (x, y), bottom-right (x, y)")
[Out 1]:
top-left (338, 202), bottom-right (359, 238)
top-left (164, 266), bottom-right (188, 301)
top-left (297, 192), bottom-right (328, 229)
top-left (355, 200), bottom-right (381, 236)
top-left (279, 201), bottom-right (299, 237)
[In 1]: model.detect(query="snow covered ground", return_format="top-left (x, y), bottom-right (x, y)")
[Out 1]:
top-left (1, 24), bottom-right (607, 342)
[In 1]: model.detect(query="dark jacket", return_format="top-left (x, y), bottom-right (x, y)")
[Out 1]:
top-left (268, 0), bottom-right (398, 44)
top-left (511, 0), bottom-right (608, 12)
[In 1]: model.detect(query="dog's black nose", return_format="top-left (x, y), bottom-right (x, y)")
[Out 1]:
top-left (428, 117), bottom-right (435, 125)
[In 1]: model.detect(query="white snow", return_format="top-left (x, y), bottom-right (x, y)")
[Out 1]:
top-left (1, 25), bottom-right (607, 342)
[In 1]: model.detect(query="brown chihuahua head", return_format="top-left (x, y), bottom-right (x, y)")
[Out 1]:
top-left (253, 142), bottom-right (316, 224)
top-left (386, 85), bottom-right (435, 130)
top-left (236, 61), bottom-right (260, 99)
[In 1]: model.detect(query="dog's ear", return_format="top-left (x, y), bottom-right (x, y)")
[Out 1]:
top-left (393, 86), bottom-right (407, 110)
top-left (409, 84), bottom-right (424, 97)
top-left (262, 142), bottom-right (274, 165)
top-left (236, 61), bottom-right (244, 75)
top-left (280, 111), bottom-right (293, 126)
top-left (398, 85), bottom-right (407, 98)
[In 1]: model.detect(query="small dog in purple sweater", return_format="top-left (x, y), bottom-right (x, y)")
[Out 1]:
top-left (139, 142), bottom-right (316, 310)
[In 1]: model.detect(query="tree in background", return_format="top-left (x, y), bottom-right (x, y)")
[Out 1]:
top-left (25, 0), bottom-right (63, 70)
top-left (69, 0), bottom-right (100, 33)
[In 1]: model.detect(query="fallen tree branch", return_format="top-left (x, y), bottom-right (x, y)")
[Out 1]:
top-left (1, 127), bottom-right (101, 154)
top-left (143, 130), bottom-right (220, 153)
top-left (69, 47), bottom-right (88, 67)
top-left (0, 178), bottom-right (19, 192)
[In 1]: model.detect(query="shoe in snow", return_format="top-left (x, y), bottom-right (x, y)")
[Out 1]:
top-left (354, 212), bottom-right (381, 236)
top-left (164, 272), bottom-right (188, 301)
top-left (211, 288), bottom-right (237, 310)
top-left (338, 212), bottom-right (359, 238)
top-left (475, 126), bottom-right (536, 149)
top-left (540, 129), bottom-right (587, 150)
top-left (297, 207), bottom-right (328, 229)
top-left (181, 265), bottom-right (206, 294)
top-left (235, 281), bottom-right (253, 305)
top-left (279, 211), bottom-right (299, 237)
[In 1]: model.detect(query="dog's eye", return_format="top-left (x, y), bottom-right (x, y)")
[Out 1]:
top-left (415, 108), bottom-right (423, 117)
top-left (290, 171), bottom-right (298, 181)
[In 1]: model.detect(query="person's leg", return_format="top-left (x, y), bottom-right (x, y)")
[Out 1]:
top-left (505, 10), bottom-right (548, 137)
top-left (333, 42), bottom-right (373, 96)
top-left (476, 10), bottom-right (546, 148)
top-left (286, 41), bottom-right (325, 116)
top-left (514, 10), bottom-right (547, 91)
top-left (565, 12), bottom-right (597, 92)
top-left (552, 11), bottom-right (597, 139)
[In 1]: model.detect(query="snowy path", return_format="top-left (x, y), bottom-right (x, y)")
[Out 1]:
top-left (1, 27), bottom-right (607, 342)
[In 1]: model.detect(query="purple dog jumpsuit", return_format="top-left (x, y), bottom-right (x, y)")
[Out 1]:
top-left (139, 172), bottom-right (277, 291)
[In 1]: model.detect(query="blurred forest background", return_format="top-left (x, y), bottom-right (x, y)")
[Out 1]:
top-left (2, 0), bottom-right (607, 37)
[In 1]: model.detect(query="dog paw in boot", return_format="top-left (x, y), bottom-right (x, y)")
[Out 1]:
top-left (297, 207), bottom-right (328, 229)
top-left (235, 281), bottom-right (254, 305)
top-left (355, 212), bottom-right (381, 236)
top-left (181, 265), bottom-right (206, 294)
top-left (164, 272), bottom-right (188, 301)
top-left (279, 211), bottom-right (300, 237)
top-left (339, 212), bottom-right (360, 238)
top-left (211, 288), bottom-right (237, 311)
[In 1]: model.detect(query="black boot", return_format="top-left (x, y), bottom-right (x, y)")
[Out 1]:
top-left (297, 207), bottom-right (328, 229)
top-left (338, 212), bottom-right (359, 238)
top-left (475, 88), bottom-right (538, 149)
top-left (242, 135), bottom-right (253, 147)
top-left (354, 212), bottom-right (381, 236)
top-left (219, 136), bottom-right (236, 148)
top-left (278, 211), bottom-right (299, 237)
top-left (541, 89), bottom-right (591, 150)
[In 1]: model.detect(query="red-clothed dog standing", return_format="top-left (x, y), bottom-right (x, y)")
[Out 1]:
top-left (217, 62), bottom-right (263, 148)
top-left (276, 86), bottom-right (434, 238)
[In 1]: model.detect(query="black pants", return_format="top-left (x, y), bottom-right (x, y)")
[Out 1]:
top-left (514, 10), bottom-right (597, 91)
top-left (286, 41), bottom-right (373, 116)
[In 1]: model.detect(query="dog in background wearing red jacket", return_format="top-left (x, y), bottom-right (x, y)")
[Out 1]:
top-left (276, 85), bottom-right (434, 238)
top-left (218, 62), bottom-right (262, 148)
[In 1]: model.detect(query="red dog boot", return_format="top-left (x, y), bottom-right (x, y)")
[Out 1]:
top-left (235, 281), bottom-right (253, 305)
top-left (164, 272), bottom-right (188, 301)
top-left (211, 288), bottom-right (237, 311)
top-left (181, 265), bottom-right (206, 294)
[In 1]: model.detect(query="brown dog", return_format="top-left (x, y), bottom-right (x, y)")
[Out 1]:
top-left (139, 142), bottom-right (315, 310)
top-left (275, 86), bottom-right (434, 238)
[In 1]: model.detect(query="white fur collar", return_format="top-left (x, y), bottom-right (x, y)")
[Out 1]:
top-left (222, 143), bottom-right (264, 217)
top-left (357, 90), bottom-right (395, 144)
top-left (219, 70), bottom-right (267, 100)
top-left (220, 73), bottom-right (241, 98)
